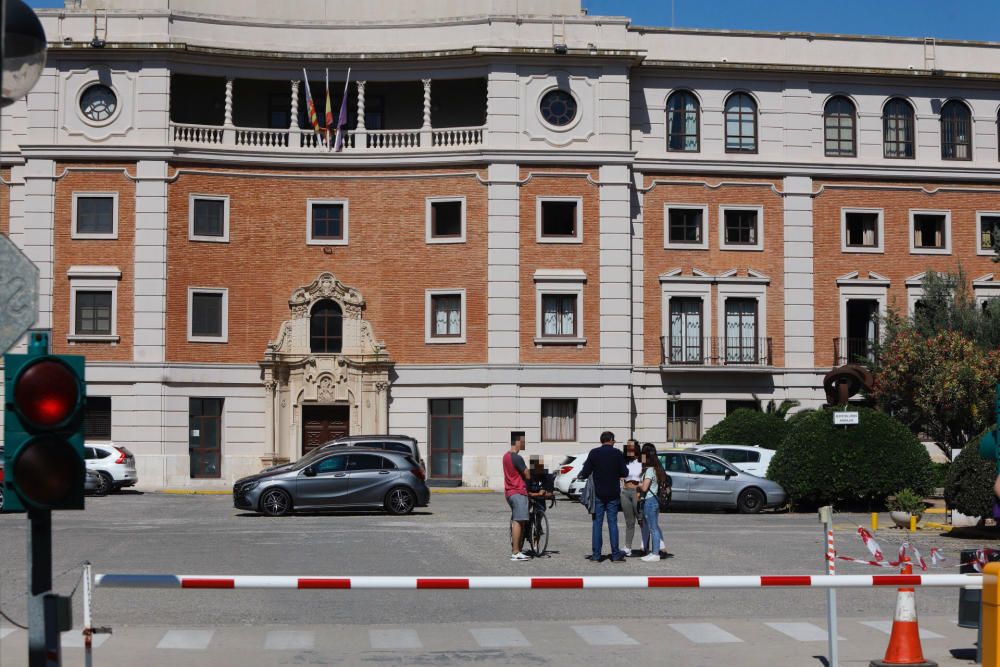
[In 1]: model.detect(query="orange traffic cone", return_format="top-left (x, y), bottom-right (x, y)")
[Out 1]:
top-left (869, 558), bottom-right (937, 667)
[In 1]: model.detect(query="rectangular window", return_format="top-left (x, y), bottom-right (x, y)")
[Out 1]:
top-left (427, 198), bottom-right (465, 243)
top-left (979, 213), bottom-right (1000, 254)
top-left (84, 396), bottom-right (112, 441)
top-left (190, 196), bottom-right (228, 241)
top-left (667, 208), bottom-right (704, 245)
top-left (911, 212), bottom-right (948, 251)
top-left (429, 399), bottom-right (464, 479)
top-left (268, 92), bottom-right (290, 129)
top-left (73, 195), bottom-right (116, 238)
top-left (845, 211), bottom-right (879, 248)
top-left (431, 294), bottom-right (462, 338)
top-left (541, 399), bottom-right (577, 442)
top-left (188, 288), bottom-right (228, 342)
top-left (724, 298), bottom-right (758, 363)
top-left (307, 200), bottom-right (349, 245)
top-left (189, 398), bottom-right (223, 479)
top-left (75, 290), bottom-right (112, 336)
top-left (538, 198), bottom-right (581, 242)
top-left (668, 297), bottom-right (703, 363)
top-left (541, 294), bottom-right (577, 337)
top-left (667, 400), bottom-right (701, 443)
top-left (722, 208), bottom-right (759, 248)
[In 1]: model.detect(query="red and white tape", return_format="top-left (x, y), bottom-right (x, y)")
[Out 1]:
top-left (94, 573), bottom-right (980, 590)
top-left (830, 527), bottom-right (947, 571)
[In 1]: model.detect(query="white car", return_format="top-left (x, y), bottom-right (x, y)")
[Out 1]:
top-left (553, 452), bottom-right (589, 499)
top-left (84, 443), bottom-right (138, 494)
top-left (689, 444), bottom-right (776, 478)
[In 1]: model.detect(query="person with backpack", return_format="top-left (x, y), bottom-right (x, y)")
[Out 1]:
top-left (638, 442), bottom-right (669, 562)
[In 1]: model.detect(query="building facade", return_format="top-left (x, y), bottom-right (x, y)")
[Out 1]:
top-left (1, 0), bottom-right (999, 488)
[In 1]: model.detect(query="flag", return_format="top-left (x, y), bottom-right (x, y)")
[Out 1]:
top-left (324, 69), bottom-right (334, 146)
top-left (302, 69), bottom-right (321, 137)
top-left (333, 68), bottom-right (352, 152)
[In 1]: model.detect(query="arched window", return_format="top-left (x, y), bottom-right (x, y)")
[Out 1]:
top-left (824, 96), bottom-right (856, 157)
top-left (724, 93), bottom-right (757, 153)
top-left (940, 100), bottom-right (972, 160)
top-left (310, 300), bottom-right (343, 353)
top-left (666, 90), bottom-right (699, 152)
top-left (883, 98), bottom-right (915, 159)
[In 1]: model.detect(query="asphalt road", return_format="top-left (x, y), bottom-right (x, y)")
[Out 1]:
top-left (0, 492), bottom-right (989, 665)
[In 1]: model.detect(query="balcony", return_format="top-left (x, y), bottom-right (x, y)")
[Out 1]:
top-left (169, 74), bottom-right (487, 154)
top-left (660, 337), bottom-right (773, 370)
top-left (833, 338), bottom-right (878, 366)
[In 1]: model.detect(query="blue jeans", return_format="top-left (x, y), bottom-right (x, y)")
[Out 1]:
top-left (592, 497), bottom-right (622, 560)
top-left (642, 497), bottom-right (663, 554)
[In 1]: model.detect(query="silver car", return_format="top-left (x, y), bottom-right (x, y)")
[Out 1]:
top-left (658, 450), bottom-right (787, 514)
top-left (234, 448), bottom-right (430, 517)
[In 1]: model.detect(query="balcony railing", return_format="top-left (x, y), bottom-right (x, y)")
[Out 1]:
top-left (170, 123), bottom-right (485, 153)
top-left (833, 338), bottom-right (878, 366)
top-left (660, 337), bottom-right (773, 368)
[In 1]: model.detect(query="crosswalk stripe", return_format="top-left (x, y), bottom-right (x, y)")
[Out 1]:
top-left (859, 621), bottom-right (944, 639)
top-left (369, 628), bottom-right (422, 650)
top-left (669, 623), bottom-right (743, 644)
top-left (156, 629), bottom-right (215, 650)
top-left (61, 630), bottom-right (111, 648)
top-left (766, 622), bottom-right (843, 642)
top-left (264, 630), bottom-right (314, 650)
top-left (571, 625), bottom-right (638, 646)
top-left (469, 627), bottom-right (531, 648)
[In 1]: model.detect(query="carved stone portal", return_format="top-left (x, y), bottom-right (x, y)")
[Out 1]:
top-left (259, 272), bottom-right (392, 465)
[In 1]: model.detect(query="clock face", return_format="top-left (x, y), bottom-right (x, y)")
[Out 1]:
top-left (79, 84), bottom-right (118, 122)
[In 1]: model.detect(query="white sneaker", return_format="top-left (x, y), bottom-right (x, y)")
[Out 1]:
top-left (623, 548), bottom-right (632, 557)
top-left (640, 553), bottom-right (661, 562)
top-left (510, 552), bottom-right (531, 561)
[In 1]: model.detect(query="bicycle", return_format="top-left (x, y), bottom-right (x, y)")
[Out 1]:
top-left (524, 493), bottom-right (556, 557)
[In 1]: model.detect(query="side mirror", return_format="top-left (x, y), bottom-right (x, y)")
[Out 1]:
top-left (724, 470), bottom-right (734, 480)
top-left (304, 466), bottom-right (316, 477)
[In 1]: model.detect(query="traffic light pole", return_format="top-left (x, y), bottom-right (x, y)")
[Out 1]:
top-left (26, 508), bottom-right (61, 667)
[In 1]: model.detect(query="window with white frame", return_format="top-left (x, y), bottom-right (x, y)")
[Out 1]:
top-left (188, 288), bottom-right (228, 343)
top-left (68, 266), bottom-right (120, 342)
top-left (534, 270), bottom-right (586, 344)
top-left (307, 200), bottom-right (348, 245)
top-left (72, 193), bottom-right (118, 239)
top-left (716, 278), bottom-right (768, 365)
top-left (537, 197), bottom-right (582, 243)
top-left (665, 205), bottom-right (708, 249)
top-left (189, 195), bottom-right (229, 242)
top-left (426, 197), bottom-right (465, 243)
top-left (541, 399), bottom-right (577, 442)
top-left (977, 212), bottom-right (1000, 256)
top-left (842, 209), bottom-right (883, 252)
top-left (425, 289), bottom-right (466, 344)
top-left (720, 206), bottom-right (763, 251)
top-left (909, 210), bottom-right (951, 254)
top-left (668, 297), bottom-right (704, 363)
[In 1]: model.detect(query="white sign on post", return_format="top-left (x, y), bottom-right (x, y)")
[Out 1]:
top-left (833, 411), bottom-right (859, 426)
top-left (0, 236), bottom-right (40, 354)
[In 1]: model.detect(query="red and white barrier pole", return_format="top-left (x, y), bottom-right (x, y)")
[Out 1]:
top-left (94, 573), bottom-right (981, 591)
top-left (821, 506), bottom-right (839, 667)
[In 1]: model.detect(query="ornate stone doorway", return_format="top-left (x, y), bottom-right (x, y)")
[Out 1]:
top-left (259, 272), bottom-right (392, 465)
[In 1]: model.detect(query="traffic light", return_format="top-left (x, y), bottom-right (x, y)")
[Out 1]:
top-left (3, 332), bottom-right (86, 512)
top-left (980, 384), bottom-right (1000, 473)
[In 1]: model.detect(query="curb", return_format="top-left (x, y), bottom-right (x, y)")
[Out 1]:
top-left (430, 488), bottom-right (495, 494)
top-left (158, 489), bottom-right (231, 495)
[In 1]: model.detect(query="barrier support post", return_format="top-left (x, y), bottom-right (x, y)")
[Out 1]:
top-left (819, 505), bottom-right (838, 667)
top-left (83, 562), bottom-right (93, 667)
top-left (984, 562), bottom-right (1000, 667)
top-left (871, 512), bottom-right (878, 532)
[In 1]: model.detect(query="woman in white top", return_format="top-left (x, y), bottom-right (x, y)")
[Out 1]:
top-left (619, 440), bottom-right (642, 556)
top-left (638, 442), bottom-right (668, 562)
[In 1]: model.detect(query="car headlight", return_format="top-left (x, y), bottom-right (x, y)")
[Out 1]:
top-left (240, 480), bottom-right (260, 492)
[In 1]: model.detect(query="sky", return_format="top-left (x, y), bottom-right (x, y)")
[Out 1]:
top-left (24, 0), bottom-right (1000, 43)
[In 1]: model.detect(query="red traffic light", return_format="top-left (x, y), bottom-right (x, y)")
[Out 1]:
top-left (12, 437), bottom-right (82, 507)
top-left (12, 358), bottom-right (81, 429)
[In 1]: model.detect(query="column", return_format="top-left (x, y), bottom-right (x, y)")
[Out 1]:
top-left (289, 79), bottom-right (300, 148)
top-left (223, 77), bottom-right (234, 144)
top-left (421, 78), bottom-right (432, 146)
top-left (598, 164), bottom-right (632, 365)
top-left (782, 175), bottom-right (815, 370)
top-left (134, 160), bottom-right (168, 363)
top-left (355, 80), bottom-right (367, 149)
top-left (630, 170), bottom-right (645, 365)
top-left (487, 163), bottom-right (520, 364)
top-left (20, 159), bottom-right (55, 331)
top-left (485, 65), bottom-right (519, 150)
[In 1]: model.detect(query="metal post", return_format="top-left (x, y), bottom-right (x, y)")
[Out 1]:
top-left (27, 508), bottom-right (60, 667)
top-left (819, 506), bottom-right (839, 667)
top-left (83, 562), bottom-right (93, 667)
top-left (984, 562), bottom-right (999, 667)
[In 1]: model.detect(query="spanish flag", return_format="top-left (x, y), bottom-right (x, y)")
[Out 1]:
top-left (324, 69), bottom-right (334, 146)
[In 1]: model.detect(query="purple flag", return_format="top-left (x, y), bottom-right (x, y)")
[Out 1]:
top-left (333, 68), bottom-right (352, 152)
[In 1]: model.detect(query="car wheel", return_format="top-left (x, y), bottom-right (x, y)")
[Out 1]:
top-left (95, 472), bottom-right (112, 497)
top-left (385, 487), bottom-right (416, 515)
top-left (259, 488), bottom-right (292, 517)
top-left (737, 488), bottom-right (765, 514)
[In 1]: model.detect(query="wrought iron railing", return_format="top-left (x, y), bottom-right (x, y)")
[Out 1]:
top-left (833, 337), bottom-right (878, 366)
top-left (659, 336), bottom-right (773, 367)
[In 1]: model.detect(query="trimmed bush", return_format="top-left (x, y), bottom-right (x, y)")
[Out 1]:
top-left (768, 407), bottom-right (934, 508)
top-left (944, 431), bottom-right (998, 519)
top-left (699, 408), bottom-right (789, 448)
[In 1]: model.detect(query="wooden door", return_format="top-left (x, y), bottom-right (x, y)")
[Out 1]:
top-left (301, 405), bottom-right (350, 455)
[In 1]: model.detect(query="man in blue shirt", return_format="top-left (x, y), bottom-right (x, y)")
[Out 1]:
top-left (578, 431), bottom-right (629, 562)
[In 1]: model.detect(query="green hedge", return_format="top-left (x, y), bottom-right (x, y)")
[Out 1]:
top-left (768, 407), bottom-right (934, 508)
top-left (699, 408), bottom-right (789, 448)
top-left (944, 432), bottom-right (997, 519)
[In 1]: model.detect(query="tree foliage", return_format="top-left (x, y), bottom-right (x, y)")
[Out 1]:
top-left (944, 431), bottom-right (999, 520)
top-left (699, 408), bottom-right (790, 449)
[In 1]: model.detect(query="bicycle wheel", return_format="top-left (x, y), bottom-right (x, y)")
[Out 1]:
top-left (530, 511), bottom-right (549, 556)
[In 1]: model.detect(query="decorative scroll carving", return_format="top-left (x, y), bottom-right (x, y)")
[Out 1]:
top-left (288, 272), bottom-right (365, 320)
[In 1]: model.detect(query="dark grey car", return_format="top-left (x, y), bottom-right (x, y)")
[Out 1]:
top-left (234, 448), bottom-right (430, 517)
top-left (296, 435), bottom-right (424, 472)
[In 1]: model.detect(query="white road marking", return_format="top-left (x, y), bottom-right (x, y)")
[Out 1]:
top-left (766, 622), bottom-right (843, 642)
top-left (469, 627), bottom-right (530, 648)
top-left (61, 630), bottom-right (111, 648)
top-left (0, 628), bottom-right (18, 640)
top-left (369, 628), bottom-right (422, 650)
top-left (156, 630), bottom-right (214, 650)
top-left (571, 625), bottom-right (639, 646)
top-left (669, 623), bottom-right (743, 644)
top-left (264, 630), bottom-right (314, 650)
top-left (860, 621), bottom-right (944, 639)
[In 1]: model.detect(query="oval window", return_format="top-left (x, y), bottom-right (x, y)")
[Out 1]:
top-left (79, 84), bottom-right (118, 123)
top-left (539, 89), bottom-right (577, 127)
